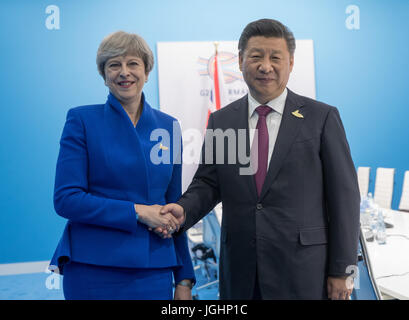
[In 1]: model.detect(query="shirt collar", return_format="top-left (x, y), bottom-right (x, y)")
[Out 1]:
top-left (248, 88), bottom-right (288, 118)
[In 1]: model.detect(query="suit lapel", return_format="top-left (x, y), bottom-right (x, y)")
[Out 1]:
top-left (259, 89), bottom-right (306, 200)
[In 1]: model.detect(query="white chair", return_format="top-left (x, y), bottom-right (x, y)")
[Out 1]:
top-left (398, 171), bottom-right (409, 212)
top-left (373, 168), bottom-right (395, 209)
top-left (357, 167), bottom-right (371, 199)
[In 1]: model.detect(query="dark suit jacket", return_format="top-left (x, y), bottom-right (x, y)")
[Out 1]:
top-left (50, 92), bottom-right (195, 285)
top-left (178, 89), bottom-right (360, 299)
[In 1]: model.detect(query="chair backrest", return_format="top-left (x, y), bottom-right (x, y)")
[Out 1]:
top-left (373, 168), bottom-right (395, 209)
top-left (399, 170), bottom-right (409, 212)
top-left (357, 167), bottom-right (371, 199)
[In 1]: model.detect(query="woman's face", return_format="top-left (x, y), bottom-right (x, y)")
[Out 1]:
top-left (104, 54), bottom-right (148, 106)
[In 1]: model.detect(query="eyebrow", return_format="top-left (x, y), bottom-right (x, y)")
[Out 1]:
top-left (248, 48), bottom-right (263, 54)
top-left (106, 57), bottom-right (142, 65)
top-left (247, 48), bottom-right (283, 55)
top-left (106, 59), bottom-right (120, 64)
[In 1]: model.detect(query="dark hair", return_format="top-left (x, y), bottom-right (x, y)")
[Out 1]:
top-left (238, 19), bottom-right (296, 56)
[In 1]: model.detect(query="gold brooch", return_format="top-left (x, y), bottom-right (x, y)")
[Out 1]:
top-left (292, 110), bottom-right (304, 118)
top-left (159, 143), bottom-right (169, 150)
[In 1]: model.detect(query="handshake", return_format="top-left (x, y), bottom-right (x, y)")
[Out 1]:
top-left (134, 203), bottom-right (185, 239)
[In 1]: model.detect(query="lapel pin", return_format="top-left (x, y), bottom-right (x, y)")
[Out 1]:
top-left (292, 110), bottom-right (304, 119)
top-left (159, 143), bottom-right (169, 151)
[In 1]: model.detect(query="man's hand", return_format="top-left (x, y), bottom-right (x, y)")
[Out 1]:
top-left (135, 204), bottom-right (180, 233)
top-left (327, 276), bottom-right (353, 300)
top-left (161, 203), bottom-right (185, 225)
top-left (150, 203), bottom-right (185, 239)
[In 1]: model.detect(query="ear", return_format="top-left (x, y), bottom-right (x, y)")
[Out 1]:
top-left (289, 55), bottom-right (294, 72)
top-left (238, 52), bottom-right (243, 72)
top-left (145, 72), bottom-right (149, 83)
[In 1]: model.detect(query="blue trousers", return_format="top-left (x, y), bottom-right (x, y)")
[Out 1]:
top-left (63, 261), bottom-right (173, 300)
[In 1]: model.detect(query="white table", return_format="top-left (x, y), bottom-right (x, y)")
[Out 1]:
top-left (364, 209), bottom-right (409, 300)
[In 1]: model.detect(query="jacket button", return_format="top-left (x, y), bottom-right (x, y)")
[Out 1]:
top-left (256, 203), bottom-right (263, 210)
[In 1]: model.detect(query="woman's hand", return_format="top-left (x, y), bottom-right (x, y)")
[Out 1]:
top-left (174, 282), bottom-right (193, 300)
top-left (134, 204), bottom-right (180, 233)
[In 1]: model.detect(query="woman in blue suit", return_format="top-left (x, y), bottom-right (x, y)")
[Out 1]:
top-left (49, 31), bottom-right (195, 300)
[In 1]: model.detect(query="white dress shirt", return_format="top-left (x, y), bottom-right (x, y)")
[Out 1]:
top-left (248, 88), bottom-right (288, 166)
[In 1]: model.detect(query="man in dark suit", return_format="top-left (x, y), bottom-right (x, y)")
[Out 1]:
top-left (159, 18), bottom-right (360, 300)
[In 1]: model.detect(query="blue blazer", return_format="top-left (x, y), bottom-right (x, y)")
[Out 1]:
top-left (50, 92), bottom-right (195, 285)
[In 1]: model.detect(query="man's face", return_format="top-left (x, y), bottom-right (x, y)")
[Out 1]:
top-left (239, 36), bottom-right (294, 104)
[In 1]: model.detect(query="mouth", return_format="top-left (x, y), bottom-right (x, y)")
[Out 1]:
top-left (256, 78), bottom-right (275, 83)
top-left (117, 81), bottom-right (135, 88)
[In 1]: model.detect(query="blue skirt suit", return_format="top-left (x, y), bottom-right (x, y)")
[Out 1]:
top-left (49, 92), bottom-right (195, 299)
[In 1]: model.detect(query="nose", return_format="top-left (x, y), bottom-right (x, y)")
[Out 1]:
top-left (258, 57), bottom-right (273, 73)
top-left (119, 63), bottom-right (130, 78)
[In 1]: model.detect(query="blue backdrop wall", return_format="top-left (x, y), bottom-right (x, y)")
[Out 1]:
top-left (1, 0), bottom-right (408, 263)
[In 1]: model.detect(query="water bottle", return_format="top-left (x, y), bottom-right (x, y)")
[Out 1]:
top-left (369, 203), bottom-right (378, 233)
top-left (360, 194), bottom-right (368, 212)
top-left (367, 192), bottom-right (374, 208)
top-left (375, 208), bottom-right (387, 245)
top-left (360, 193), bottom-right (371, 228)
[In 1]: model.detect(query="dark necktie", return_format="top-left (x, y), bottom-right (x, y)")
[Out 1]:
top-left (254, 105), bottom-right (272, 196)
